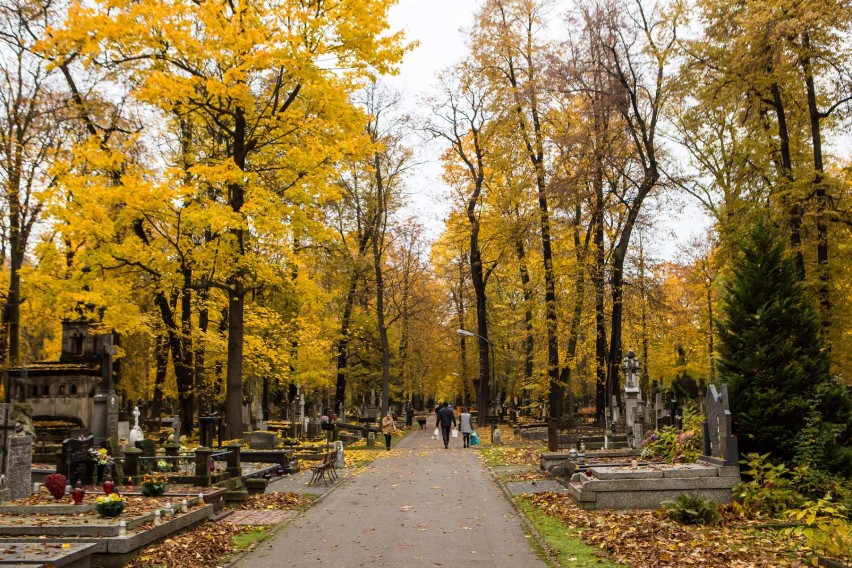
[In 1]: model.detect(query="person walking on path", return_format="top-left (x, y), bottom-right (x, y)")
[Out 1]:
top-left (381, 411), bottom-right (396, 450)
top-left (458, 406), bottom-right (473, 448)
top-left (436, 402), bottom-right (456, 449)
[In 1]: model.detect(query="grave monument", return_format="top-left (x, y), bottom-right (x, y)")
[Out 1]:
top-left (701, 384), bottom-right (739, 467)
top-left (128, 406), bottom-right (145, 448)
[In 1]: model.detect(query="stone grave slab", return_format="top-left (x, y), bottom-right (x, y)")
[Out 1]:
top-left (0, 542), bottom-right (97, 567)
top-left (587, 466), bottom-right (664, 480)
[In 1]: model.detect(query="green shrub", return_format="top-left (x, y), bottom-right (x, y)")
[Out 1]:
top-left (641, 407), bottom-right (703, 463)
top-left (661, 493), bottom-right (722, 526)
top-left (734, 453), bottom-right (800, 518)
top-left (782, 497), bottom-right (851, 563)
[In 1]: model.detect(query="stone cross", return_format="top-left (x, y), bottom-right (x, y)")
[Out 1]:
top-left (173, 415), bottom-right (181, 442)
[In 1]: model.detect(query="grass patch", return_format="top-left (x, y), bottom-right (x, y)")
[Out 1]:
top-left (231, 527), bottom-right (270, 552)
top-left (516, 496), bottom-right (627, 568)
top-left (477, 444), bottom-right (505, 467)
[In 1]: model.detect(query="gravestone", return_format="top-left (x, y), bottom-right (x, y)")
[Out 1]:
top-left (8, 436), bottom-right (32, 499)
top-left (135, 438), bottom-right (156, 457)
top-left (701, 384), bottom-right (739, 466)
top-left (58, 435), bottom-right (94, 486)
top-left (249, 431), bottom-right (278, 450)
top-left (333, 440), bottom-right (344, 469)
top-left (198, 416), bottom-right (223, 448)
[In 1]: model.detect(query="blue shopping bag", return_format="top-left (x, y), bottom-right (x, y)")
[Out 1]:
top-left (470, 431), bottom-right (479, 446)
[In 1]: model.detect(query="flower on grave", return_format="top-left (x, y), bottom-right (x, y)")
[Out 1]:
top-left (89, 447), bottom-right (114, 467)
top-left (156, 459), bottom-right (170, 471)
top-left (140, 472), bottom-right (169, 497)
top-left (320, 415), bottom-right (329, 423)
top-left (96, 493), bottom-right (125, 506)
top-left (95, 493), bottom-right (126, 517)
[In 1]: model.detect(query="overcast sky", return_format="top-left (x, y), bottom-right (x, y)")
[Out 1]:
top-left (384, 0), bottom-right (712, 263)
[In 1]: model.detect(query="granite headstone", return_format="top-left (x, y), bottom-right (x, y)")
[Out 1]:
top-left (59, 435), bottom-right (94, 486)
top-left (701, 384), bottom-right (739, 466)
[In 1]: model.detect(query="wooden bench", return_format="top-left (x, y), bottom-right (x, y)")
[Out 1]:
top-left (307, 451), bottom-right (338, 486)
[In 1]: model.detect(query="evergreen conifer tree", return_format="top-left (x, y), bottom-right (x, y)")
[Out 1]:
top-left (716, 216), bottom-right (851, 475)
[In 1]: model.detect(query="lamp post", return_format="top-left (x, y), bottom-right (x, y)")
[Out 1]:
top-left (456, 329), bottom-right (497, 441)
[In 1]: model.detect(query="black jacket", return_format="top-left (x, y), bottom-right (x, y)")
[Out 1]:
top-left (437, 406), bottom-right (456, 429)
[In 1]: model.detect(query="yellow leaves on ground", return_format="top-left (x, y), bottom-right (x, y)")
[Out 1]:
top-left (525, 493), bottom-right (811, 568)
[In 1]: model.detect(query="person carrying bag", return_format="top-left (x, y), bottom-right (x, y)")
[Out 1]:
top-left (435, 402), bottom-right (457, 449)
top-left (458, 407), bottom-right (473, 448)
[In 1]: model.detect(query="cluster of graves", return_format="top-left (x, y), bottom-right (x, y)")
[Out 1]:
top-left (0, 320), bottom-right (326, 567)
top-left (533, 352), bottom-right (742, 510)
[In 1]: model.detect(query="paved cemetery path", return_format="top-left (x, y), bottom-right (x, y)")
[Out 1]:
top-left (233, 423), bottom-right (548, 568)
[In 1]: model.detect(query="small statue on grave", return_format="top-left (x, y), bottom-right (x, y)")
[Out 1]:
top-left (10, 402), bottom-right (35, 438)
top-left (128, 406), bottom-right (145, 447)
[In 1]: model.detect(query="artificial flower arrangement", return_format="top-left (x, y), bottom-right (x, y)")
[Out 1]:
top-left (140, 472), bottom-right (169, 497)
top-left (95, 493), bottom-right (126, 517)
top-left (89, 447), bottom-right (114, 467)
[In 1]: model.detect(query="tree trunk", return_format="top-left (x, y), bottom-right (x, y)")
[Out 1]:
top-left (151, 333), bottom-right (168, 419)
top-left (178, 271), bottom-right (195, 435)
top-left (593, 177), bottom-right (608, 424)
top-left (770, 82), bottom-right (805, 280)
top-left (514, 234), bottom-right (534, 387)
top-left (195, 287), bottom-right (210, 417)
top-left (225, 290), bottom-right (245, 439)
top-left (801, 32), bottom-right (830, 326)
top-left (225, 109), bottom-right (248, 440)
top-left (335, 228), bottom-right (370, 412)
top-left (372, 155), bottom-right (391, 416)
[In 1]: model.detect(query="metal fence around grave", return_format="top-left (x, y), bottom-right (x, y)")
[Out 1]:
top-left (138, 454), bottom-right (196, 476)
top-left (131, 449), bottom-right (234, 478)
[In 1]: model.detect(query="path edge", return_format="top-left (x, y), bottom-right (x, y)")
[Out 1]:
top-left (221, 469), bottom-right (355, 567)
top-left (483, 457), bottom-right (564, 568)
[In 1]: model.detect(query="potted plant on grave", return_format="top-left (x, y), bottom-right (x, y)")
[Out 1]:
top-left (95, 493), bottom-right (126, 517)
top-left (140, 472), bottom-right (169, 497)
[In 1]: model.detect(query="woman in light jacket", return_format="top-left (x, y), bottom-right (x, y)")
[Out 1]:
top-left (381, 411), bottom-right (397, 450)
top-left (459, 407), bottom-right (473, 448)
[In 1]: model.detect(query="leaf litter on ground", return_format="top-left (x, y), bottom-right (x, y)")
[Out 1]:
top-left (525, 492), bottom-right (812, 568)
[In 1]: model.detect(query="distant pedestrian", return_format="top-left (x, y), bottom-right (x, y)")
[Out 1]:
top-left (436, 402), bottom-right (456, 449)
top-left (459, 407), bottom-right (473, 448)
top-left (381, 411), bottom-right (396, 450)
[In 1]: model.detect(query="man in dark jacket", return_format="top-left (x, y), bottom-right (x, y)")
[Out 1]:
top-left (436, 402), bottom-right (456, 449)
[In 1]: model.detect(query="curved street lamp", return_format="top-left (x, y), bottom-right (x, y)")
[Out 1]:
top-left (456, 329), bottom-right (497, 440)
